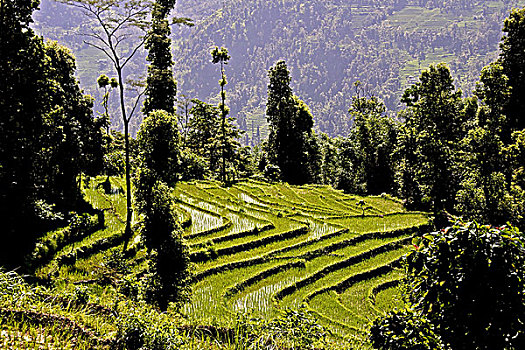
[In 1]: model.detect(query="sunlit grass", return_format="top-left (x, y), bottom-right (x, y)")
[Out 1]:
top-left (26, 178), bottom-right (430, 347)
top-left (170, 180), bottom-right (429, 344)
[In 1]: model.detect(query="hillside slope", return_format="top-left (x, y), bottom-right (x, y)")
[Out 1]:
top-left (13, 177), bottom-right (429, 348)
top-left (172, 0), bottom-right (525, 141)
top-left (173, 179), bottom-right (430, 346)
top-left (34, 0), bottom-right (525, 140)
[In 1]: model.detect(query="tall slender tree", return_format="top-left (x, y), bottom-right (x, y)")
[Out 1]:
top-left (135, 109), bottom-right (190, 310)
top-left (455, 63), bottom-right (511, 224)
top-left (134, 168), bottom-right (191, 310)
top-left (211, 46), bottom-right (231, 183)
top-left (61, 0), bottom-right (152, 248)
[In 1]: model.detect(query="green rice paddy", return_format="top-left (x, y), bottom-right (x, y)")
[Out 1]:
top-left (24, 177), bottom-right (430, 347)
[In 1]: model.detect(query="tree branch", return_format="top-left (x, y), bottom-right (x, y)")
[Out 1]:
top-left (84, 41), bottom-right (117, 66)
top-left (128, 87), bottom-right (146, 123)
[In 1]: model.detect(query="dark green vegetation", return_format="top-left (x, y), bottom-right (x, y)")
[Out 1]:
top-left (3, 0), bottom-right (525, 349)
top-left (0, 0), bottom-right (105, 267)
top-left (143, 0), bottom-right (178, 116)
top-left (265, 60), bottom-right (320, 185)
top-left (370, 221), bottom-right (525, 349)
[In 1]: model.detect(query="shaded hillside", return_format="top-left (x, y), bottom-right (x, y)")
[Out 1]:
top-left (173, 0), bottom-right (525, 141)
top-left (33, 0), bottom-right (525, 140)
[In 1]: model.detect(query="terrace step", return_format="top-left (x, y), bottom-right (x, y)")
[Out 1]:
top-left (173, 180), bottom-right (431, 343)
top-left (274, 238), bottom-right (411, 301)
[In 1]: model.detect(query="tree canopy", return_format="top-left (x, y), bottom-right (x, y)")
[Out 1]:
top-left (266, 60), bottom-right (320, 185)
top-left (0, 0), bottom-right (104, 266)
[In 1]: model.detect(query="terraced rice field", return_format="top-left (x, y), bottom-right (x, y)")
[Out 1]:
top-left (175, 179), bottom-right (431, 345)
top-left (30, 177), bottom-right (429, 347)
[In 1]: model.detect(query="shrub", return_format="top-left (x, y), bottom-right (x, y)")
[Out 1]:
top-left (264, 164), bottom-right (281, 182)
top-left (114, 303), bottom-right (185, 350)
top-left (26, 212), bottom-right (100, 269)
top-left (233, 306), bottom-right (329, 349)
top-left (370, 221), bottom-right (525, 350)
top-left (370, 308), bottom-right (446, 350)
top-left (72, 286), bottom-right (89, 305)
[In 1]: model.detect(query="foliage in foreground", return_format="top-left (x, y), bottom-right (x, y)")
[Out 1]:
top-left (370, 221), bottom-right (525, 350)
top-left (233, 306), bottom-right (329, 350)
top-left (0, 267), bottom-right (331, 350)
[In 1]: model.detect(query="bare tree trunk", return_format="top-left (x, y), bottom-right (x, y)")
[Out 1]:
top-left (117, 69), bottom-right (133, 251)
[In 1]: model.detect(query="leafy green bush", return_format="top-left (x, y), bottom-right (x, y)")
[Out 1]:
top-left (370, 221), bottom-right (525, 349)
top-left (264, 164), bottom-right (281, 182)
top-left (0, 270), bottom-right (35, 305)
top-left (233, 306), bottom-right (329, 349)
top-left (115, 303), bottom-right (185, 350)
top-left (136, 110), bottom-right (181, 186)
top-left (33, 199), bottom-right (64, 223)
top-left (107, 248), bottom-right (132, 274)
top-left (73, 286), bottom-right (90, 305)
top-left (370, 308), bottom-right (446, 350)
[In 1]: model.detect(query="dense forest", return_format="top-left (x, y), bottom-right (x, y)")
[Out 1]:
top-left (2, 0), bottom-right (525, 348)
top-left (34, 0), bottom-right (525, 141)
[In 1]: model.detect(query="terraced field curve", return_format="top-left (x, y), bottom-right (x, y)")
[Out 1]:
top-left (26, 177), bottom-right (430, 347)
top-left (175, 180), bottom-right (431, 346)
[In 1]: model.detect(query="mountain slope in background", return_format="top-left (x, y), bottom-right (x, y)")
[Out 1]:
top-left (34, 0), bottom-right (525, 141)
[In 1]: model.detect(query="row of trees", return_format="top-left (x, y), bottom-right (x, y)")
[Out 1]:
top-left (258, 7), bottom-right (525, 231)
top-left (256, 22), bottom-right (524, 230)
top-left (0, 0), bottom-right (192, 309)
top-left (382, 8), bottom-right (524, 228)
